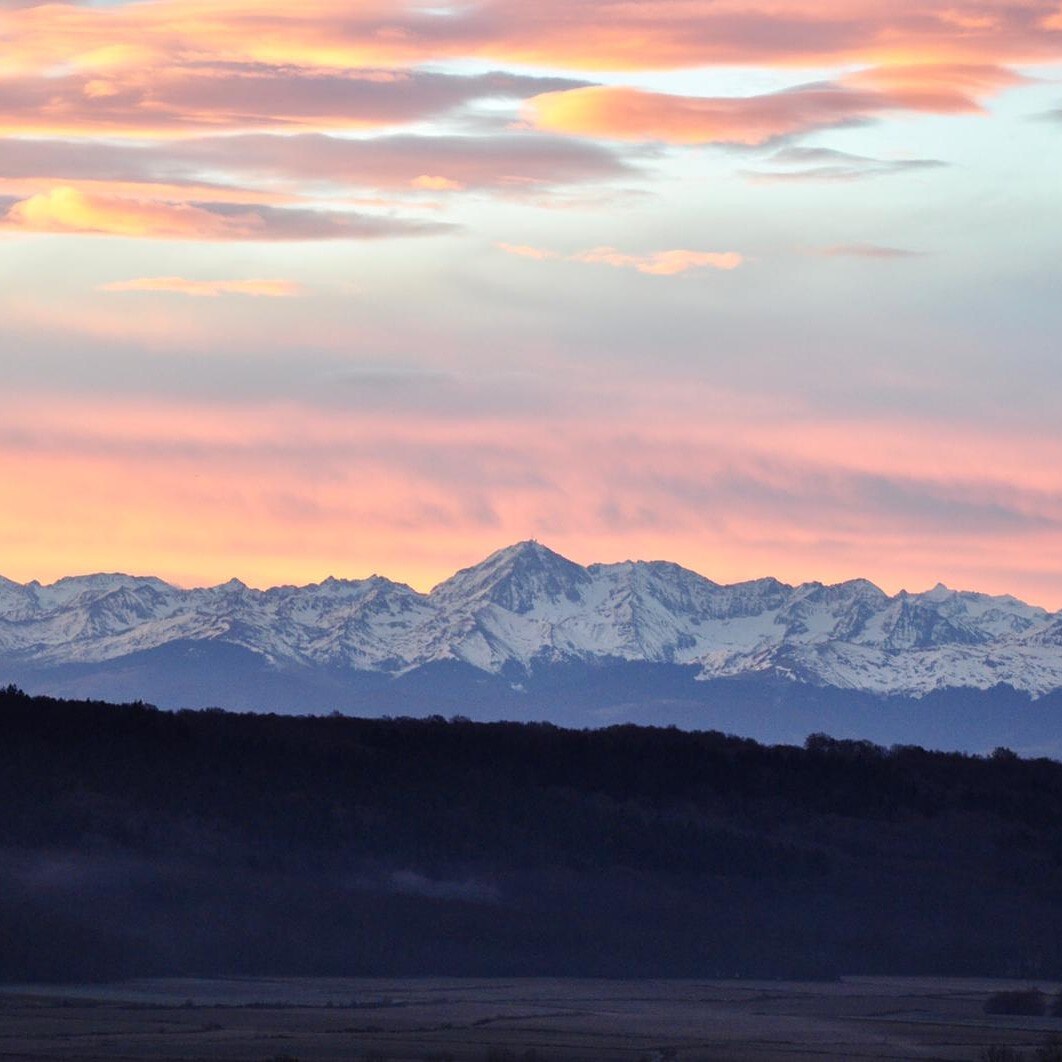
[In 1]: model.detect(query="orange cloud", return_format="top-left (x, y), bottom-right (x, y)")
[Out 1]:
top-left (529, 85), bottom-right (841, 145)
top-left (527, 64), bottom-right (1022, 146)
top-left (0, 177), bottom-right (295, 207)
top-left (99, 277), bottom-right (304, 297)
top-left (411, 175), bottom-right (465, 191)
top-left (1, 185), bottom-right (450, 241)
top-left (5, 186), bottom-right (250, 239)
top-left (843, 62), bottom-right (1026, 109)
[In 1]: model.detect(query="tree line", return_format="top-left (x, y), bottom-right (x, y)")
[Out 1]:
top-left (3, 685), bottom-right (1062, 981)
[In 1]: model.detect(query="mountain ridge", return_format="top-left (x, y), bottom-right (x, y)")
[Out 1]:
top-left (3, 539), bottom-right (1062, 701)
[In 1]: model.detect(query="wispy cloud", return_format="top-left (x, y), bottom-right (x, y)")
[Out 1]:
top-left (496, 242), bottom-right (560, 260)
top-left (0, 67), bottom-right (588, 137)
top-left (572, 247), bottom-right (744, 275)
top-left (6, 0), bottom-right (1061, 75)
top-left (0, 134), bottom-right (636, 201)
top-left (744, 146), bottom-right (947, 182)
top-left (99, 277), bottom-right (305, 297)
top-left (817, 244), bottom-right (928, 259)
top-left (498, 243), bottom-right (743, 274)
top-left (173, 133), bottom-right (637, 193)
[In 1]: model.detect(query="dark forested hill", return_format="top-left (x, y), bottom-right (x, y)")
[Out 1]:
top-left (3, 685), bottom-right (1062, 982)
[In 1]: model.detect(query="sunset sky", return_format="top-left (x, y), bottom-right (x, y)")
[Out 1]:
top-left (2, 0), bottom-right (1062, 603)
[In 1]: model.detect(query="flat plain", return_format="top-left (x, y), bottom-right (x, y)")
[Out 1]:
top-left (2, 976), bottom-right (1061, 1062)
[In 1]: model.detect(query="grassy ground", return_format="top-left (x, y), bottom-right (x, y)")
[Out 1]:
top-left (2, 977), bottom-right (1061, 1061)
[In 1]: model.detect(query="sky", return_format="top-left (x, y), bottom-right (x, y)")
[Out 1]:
top-left (2, 0), bottom-right (1062, 603)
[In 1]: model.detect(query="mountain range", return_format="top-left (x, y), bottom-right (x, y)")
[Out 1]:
top-left (4, 541), bottom-right (1062, 752)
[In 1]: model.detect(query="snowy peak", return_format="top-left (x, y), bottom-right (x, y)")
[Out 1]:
top-left (432, 540), bottom-right (591, 615)
top-left (2, 545), bottom-right (1062, 699)
top-left (30, 573), bottom-right (176, 607)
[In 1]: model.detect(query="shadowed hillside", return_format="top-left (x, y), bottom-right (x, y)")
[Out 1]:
top-left (3, 685), bottom-right (1062, 982)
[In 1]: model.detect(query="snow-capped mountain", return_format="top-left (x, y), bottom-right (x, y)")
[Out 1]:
top-left (2, 540), bottom-right (1061, 699)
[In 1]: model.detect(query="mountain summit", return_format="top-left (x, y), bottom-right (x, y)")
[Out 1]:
top-left (2, 544), bottom-right (1060, 706)
top-left (431, 540), bottom-right (591, 615)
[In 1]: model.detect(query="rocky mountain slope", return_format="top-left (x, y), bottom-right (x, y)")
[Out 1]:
top-left (3, 540), bottom-right (1061, 699)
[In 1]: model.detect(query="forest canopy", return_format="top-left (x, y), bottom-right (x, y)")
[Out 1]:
top-left (3, 686), bottom-right (1062, 982)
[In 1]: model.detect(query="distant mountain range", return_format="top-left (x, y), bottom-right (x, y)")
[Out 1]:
top-left (4, 541), bottom-right (1062, 752)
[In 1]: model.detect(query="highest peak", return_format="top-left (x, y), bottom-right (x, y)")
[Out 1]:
top-left (442, 540), bottom-right (583, 581)
top-left (483, 540), bottom-right (588, 577)
top-left (490, 539), bottom-right (570, 563)
top-left (431, 540), bottom-right (589, 613)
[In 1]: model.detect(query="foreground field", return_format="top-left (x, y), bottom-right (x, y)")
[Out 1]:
top-left (2, 977), bottom-right (1061, 1062)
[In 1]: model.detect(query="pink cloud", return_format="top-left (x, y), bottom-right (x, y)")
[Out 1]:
top-left (4, 394), bottom-right (1062, 607)
top-left (0, 134), bottom-right (634, 199)
top-left (172, 133), bottom-right (635, 192)
top-left (6, 0), bottom-right (1061, 75)
top-left (0, 66), bottom-right (584, 137)
top-left (0, 0), bottom-right (1060, 608)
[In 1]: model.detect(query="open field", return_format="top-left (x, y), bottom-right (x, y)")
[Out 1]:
top-left (2, 977), bottom-right (1062, 1062)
